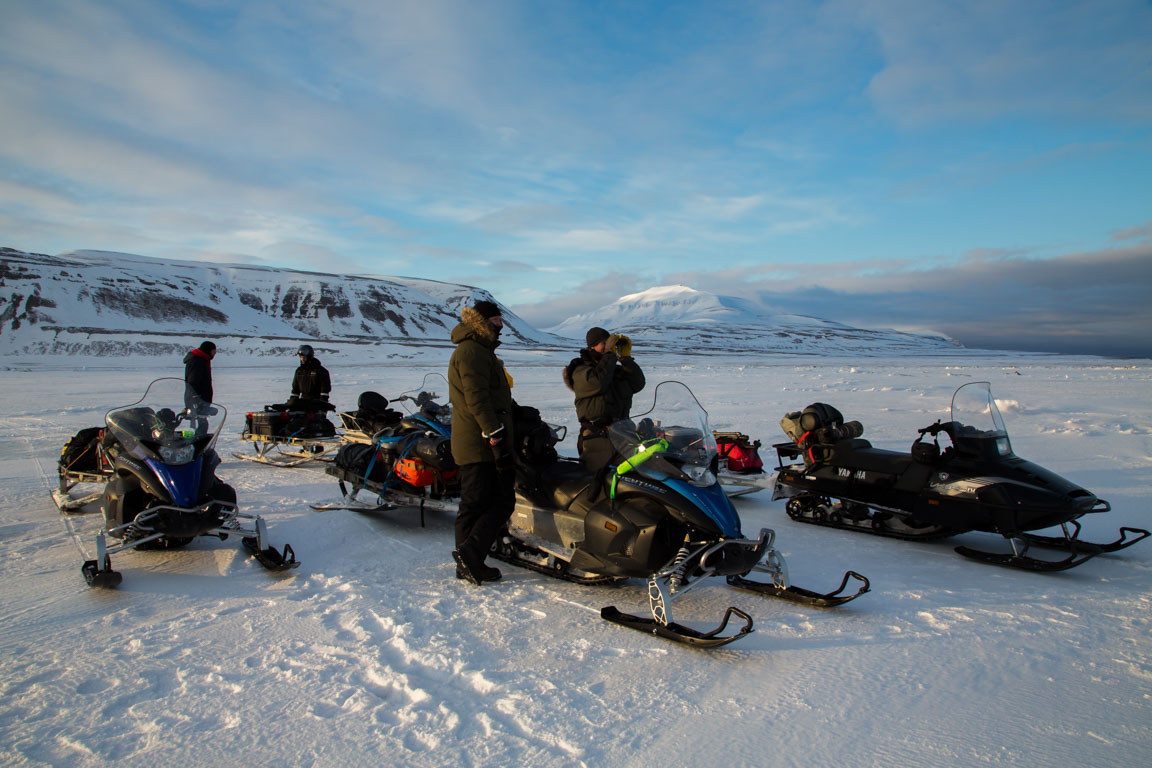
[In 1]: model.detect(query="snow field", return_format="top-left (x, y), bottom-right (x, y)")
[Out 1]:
top-left (1, 353), bottom-right (1149, 767)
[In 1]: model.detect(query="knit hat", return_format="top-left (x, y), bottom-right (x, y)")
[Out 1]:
top-left (585, 327), bottom-right (610, 347)
top-left (473, 300), bottom-right (502, 319)
top-left (199, 341), bottom-right (216, 353)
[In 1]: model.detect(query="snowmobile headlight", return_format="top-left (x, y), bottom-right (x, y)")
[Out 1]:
top-left (159, 443), bottom-right (195, 465)
top-left (682, 464), bottom-right (716, 487)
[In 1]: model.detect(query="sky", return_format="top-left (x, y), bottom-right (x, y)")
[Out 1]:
top-left (1, 0), bottom-right (1150, 356)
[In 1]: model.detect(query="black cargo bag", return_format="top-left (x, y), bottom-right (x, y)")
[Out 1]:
top-left (60, 427), bottom-right (104, 473)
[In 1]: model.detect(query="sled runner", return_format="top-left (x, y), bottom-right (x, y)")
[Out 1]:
top-left (78, 378), bottom-right (299, 587)
top-left (234, 404), bottom-right (340, 467)
top-left (771, 382), bottom-right (1150, 572)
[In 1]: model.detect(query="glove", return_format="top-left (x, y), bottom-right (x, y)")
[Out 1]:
top-left (605, 334), bottom-right (620, 353)
top-left (490, 437), bottom-right (515, 474)
top-left (616, 335), bottom-right (631, 357)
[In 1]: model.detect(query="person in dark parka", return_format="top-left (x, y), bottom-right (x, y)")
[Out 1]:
top-left (183, 340), bottom-right (216, 411)
top-left (447, 300), bottom-right (516, 585)
top-left (290, 344), bottom-right (332, 409)
top-left (562, 326), bottom-right (645, 471)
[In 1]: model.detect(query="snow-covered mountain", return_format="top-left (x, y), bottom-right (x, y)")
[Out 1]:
top-left (547, 285), bottom-right (960, 355)
top-left (2, 248), bottom-right (961, 359)
top-left (0, 247), bottom-right (565, 358)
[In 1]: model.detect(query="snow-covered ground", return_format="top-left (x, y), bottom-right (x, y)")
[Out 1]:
top-left (2, 351), bottom-right (1150, 767)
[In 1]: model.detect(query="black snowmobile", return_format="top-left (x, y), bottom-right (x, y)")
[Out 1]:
top-left (496, 381), bottom-right (869, 647)
top-left (771, 381), bottom-right (1149, 571)
top-left (81, 378), bottom-right (299, 587)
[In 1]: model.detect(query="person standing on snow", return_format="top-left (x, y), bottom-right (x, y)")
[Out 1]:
top-left (183, 340), bottom-right (216, 412)
top-left (563, 327), bottom-right (645, 471)
top-left (290, 344), bottom-right (332, 409)
top-left (447, 300), bottom-right (516, 585)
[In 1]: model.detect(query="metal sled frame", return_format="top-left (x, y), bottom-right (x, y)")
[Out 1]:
top-left (54, 442), bottom-right (115, 512)
top-left (717, 468), bottom-right (777, 498)
top-left (82, 502), bottom-right (299, 587)
top-left (234, 432), bottom-right (344, 467)
top-left (311, 466), bottom-right (460, 527)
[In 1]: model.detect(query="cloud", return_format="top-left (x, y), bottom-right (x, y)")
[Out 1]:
top-left (661, 245), bottom-right (1152, 356)
top-left (1111, 221), bottom-right (1152, 242)
top-left (849, 0), bottom-right (1152, 125)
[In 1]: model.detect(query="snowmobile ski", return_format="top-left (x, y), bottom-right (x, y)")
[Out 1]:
top-left (600, 604), bottom-right (754, 648)
top-left (242, 536), bottom-right (300, 571)
top-left (726, 569), bottom-right (871, 607)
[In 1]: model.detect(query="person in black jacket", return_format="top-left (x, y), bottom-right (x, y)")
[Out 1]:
top-left (183, 340), bottom-right (216, 411)
top-left (562, 327), bottom-right (645, 471)
top-left (290, 344), bottom-right (332, 410)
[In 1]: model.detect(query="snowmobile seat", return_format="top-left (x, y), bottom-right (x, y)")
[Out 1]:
top-left (832, 441), bottom-right (916, 475)
top-left (537, 459), bottom-right (595, 510)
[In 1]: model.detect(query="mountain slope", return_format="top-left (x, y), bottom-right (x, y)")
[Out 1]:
top-left (547, 285), bottom-right (960, 355)
top-left (0, 247), bottom-right (564, 357)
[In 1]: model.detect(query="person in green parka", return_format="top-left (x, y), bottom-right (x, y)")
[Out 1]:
top-left (447, 300), bottom-right (516, 585)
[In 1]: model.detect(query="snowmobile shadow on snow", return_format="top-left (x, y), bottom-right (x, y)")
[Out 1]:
top-left (64, 378), bottom-right (299, 587)
top-left (770, 381), bottom-right (1149, 572)
top-left (315, 380), bottom-right (869, 649)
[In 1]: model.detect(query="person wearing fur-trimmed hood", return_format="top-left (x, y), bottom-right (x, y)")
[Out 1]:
top-left (447, 300), bottom-right (516, 585)
top-left (562, 327), bottom-right (645, 471)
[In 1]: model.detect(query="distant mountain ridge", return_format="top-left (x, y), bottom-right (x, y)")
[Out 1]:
top-left (1, 248), bottom-right (960, 358)
top-left (0, 247), bottom-right (564, 357)
top-left (547, 285), bottom-right (960, 355)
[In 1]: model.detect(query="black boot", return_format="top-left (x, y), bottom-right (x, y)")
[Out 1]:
top-left (452, 549), bottom-right (482, 585)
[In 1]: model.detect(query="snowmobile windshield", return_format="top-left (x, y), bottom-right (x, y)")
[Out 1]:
top-left (608, 380), bottom-right (718, 487)
top-left (949, 381), bottom-right (1012, 457)
top-left (105, 378), bottom-right (225, 465)
top-left (398, 372), bottom-right (451, 424)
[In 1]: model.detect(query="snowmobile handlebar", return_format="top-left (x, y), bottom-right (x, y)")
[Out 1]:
top-left (919, 421), bottom-right (948, 437)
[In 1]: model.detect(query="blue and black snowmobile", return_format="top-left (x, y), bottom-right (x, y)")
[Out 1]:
top-left (496, 381), bottom-right (869, 647)
top-left (80, 378), bottom-right (299, 587)
top-left (771, 381), bottom-right (1149, 571)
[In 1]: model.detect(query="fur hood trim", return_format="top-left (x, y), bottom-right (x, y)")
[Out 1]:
top-left (457, 305), bottom-right (499, 345)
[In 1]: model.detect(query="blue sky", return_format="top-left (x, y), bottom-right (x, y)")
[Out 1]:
top-left (1, 0), bottom-right (1150, 355)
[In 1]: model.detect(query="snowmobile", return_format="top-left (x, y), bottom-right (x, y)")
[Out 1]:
top-left (234, 397), bottom-right (340, 468)
top-left (321, 375), bottom-right (460, 525)
top-left (498, 381), bottom-right (868, 647)
top-left (337, 372), bottom-right (452, 445)
top-left (81, 378), bottom-right (299, 587)
top-left (771, 381), bottom-right (1149, 572)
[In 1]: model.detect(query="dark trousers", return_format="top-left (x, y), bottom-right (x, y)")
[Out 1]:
top-left (455, 461), bottom-right (515, 560)
top-left (578, 425), bottom-right (616, 473)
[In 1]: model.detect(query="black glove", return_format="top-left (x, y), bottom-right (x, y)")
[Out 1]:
top-left (490, 437), bottom-right (515, 474)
